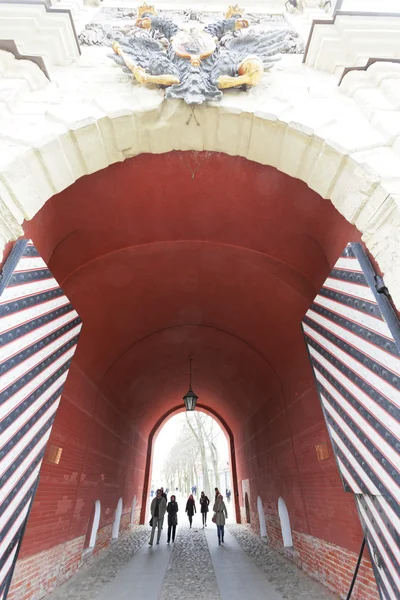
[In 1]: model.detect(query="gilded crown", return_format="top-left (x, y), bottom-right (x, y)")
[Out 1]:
top-left (225, 4), bottom-right (244, 18)
top-left (137, 3), bottom-right (158, 18)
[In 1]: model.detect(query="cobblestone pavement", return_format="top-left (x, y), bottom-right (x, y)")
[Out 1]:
top-left (159, 526), bottom-right (220, 600)
top-left (46, 526), bottom-right (150, 600)
top-left (228, 525), bottom-right (339, 600)
top-left (44, 520), bottom-right (340, 600)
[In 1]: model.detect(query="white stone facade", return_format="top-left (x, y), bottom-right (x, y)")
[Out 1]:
top-left (0, 1), bottom-right (81, 70)
top-left (304, 13), bottom-right (400, 77)
top-left (0, 5), bottom-right (400, 309)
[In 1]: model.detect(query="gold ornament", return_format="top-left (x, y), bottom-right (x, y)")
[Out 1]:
top-left (225, 4), bottom-right (244, 19)
top-left (137, 3), bottom-right (158, 18)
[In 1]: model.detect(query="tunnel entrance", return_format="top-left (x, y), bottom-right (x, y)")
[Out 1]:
top-left (147, 410), bottom-right (234, 524)
top-left (2, 150), bottom-right (393, 600)
top-left (142, 405), bottom-right (240, 524)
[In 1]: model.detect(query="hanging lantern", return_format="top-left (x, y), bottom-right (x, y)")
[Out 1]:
top-left (183, 355), bottom-right (198, 411)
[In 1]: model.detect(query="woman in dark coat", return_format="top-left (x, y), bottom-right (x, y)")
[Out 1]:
top-left (185, 494), bottom-right (196, 528)
top-left (166, 495), bottom-right (178, 543)
top-left (199, 491), bottom-right (210, 528)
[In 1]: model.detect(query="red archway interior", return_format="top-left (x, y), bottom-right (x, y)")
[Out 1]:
top-left (19, 151), bottom-right (365, 575)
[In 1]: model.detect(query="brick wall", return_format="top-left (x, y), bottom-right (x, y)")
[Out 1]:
top-left (130, 503), bottom-right (141, 527)
top-left (17, 361), bottom-right (147, 561)
top-left (233, 346), bottom-right (380, 600)
top-left (5, 354), bottom-right (146, 600)
top-left (57, 537), bottom-right (85, 585)
top-left (8, 519), bottom-right (128, 600)
top-left (120, 511), bottom-right (131, 534)
top-left (10, 151), bottom-right (372, 600)
top-left (292, 530), bottom-right (379, 600)
top-left (93, 524), bottom-right (113, 554)
top-left (241, 509), bottom-right (379, 600)
top-left (8, 536), bottom-right (84, 600)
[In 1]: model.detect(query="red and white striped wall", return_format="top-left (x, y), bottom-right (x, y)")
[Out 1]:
top-left (302, 242), bottom-right (400, 600)
top-left (0, 240), bottom-right (82, 600)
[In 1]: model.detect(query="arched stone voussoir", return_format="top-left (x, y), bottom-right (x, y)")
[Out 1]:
top-left (1, 49), bottom-right (400, 306)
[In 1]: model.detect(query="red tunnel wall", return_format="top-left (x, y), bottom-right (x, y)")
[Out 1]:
top-left (6, 152), bottom-right (378, 600)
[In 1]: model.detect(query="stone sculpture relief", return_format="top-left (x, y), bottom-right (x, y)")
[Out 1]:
top-left (79, 3), bottom-right (303, 105)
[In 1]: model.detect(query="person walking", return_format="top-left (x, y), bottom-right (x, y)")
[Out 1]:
top-left (213, 493), bottom-right (228, 545)
top-left (160, 487), bottom-right (167, 502)
top-left (167, 495), bottom-right (179, 543)
top-left (214, 487), bottom-right (220, 502)
top-left (200, 491), bottom-right (210, 528)
top-left (186, 494), bottom-right (196, 528)
top-left (149, 489), bottom-right (167, 545)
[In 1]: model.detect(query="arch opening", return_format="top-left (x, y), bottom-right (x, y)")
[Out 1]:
top-left (112, 498), bottom-right (123, 540)
top-left (142, 404), bottom-right (240, 525)
top-left (11, 150), bottom-right (377, 600)
top-left (278, 497), bottom-right (293, 548)
top-left (152, 411), bottom-right (231, 497)
top-left (84, 500), bottom-right (101, 550)
top-left (257, 496), bottom-right (268, 540)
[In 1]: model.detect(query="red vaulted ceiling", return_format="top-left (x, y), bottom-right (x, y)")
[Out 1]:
top-left (23, 151), bottom-right (360, 436)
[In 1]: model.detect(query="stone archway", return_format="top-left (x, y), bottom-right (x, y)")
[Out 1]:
top-left (3, 144), bottom-right (391, 600)
top-left (140, 403), bottom-right (241, 525)
top-left (2, 44), bottom-right (400, 600)
top-left (1, 51), bottom-right (400, 309)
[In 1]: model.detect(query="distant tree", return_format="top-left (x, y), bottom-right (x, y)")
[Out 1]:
top-left (161, 413), bottom-right (223, 499)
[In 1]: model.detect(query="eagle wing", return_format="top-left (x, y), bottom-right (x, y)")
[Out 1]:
top-left (110, 36), bottom-right (180, 79)
top-left (221, 29), bottom-right (300, 71)
top-left (110, 36), bottom-right (163, 70)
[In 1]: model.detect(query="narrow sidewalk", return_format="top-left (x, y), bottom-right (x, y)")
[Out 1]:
top-left (205, 526), bottom-right (284, 600)
top-left (96, 538), bottom-right (172, 600)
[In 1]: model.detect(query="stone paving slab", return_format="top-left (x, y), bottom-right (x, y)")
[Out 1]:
top-left (206, 527), bottom-right (284, 600)
top-left (45, 526), bottom-right (150, 600)
top-left (227, 525), bottom-right (339, 600)
top-left (96, 532), bottom-right (172, 600)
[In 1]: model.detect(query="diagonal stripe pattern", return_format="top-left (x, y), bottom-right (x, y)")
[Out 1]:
top-left (0, 240), bottom-right (82, 600)
top-left (302, 242), bottom-right (400, 600)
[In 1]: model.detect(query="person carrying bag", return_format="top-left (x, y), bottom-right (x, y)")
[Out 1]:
top-left (212, 493), bottom-right (228, 545)
top-left (149, 488), bottom-right (167, 545)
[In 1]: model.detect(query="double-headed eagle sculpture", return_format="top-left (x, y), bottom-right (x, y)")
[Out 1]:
top-left (111, 4), bottom-right (297, 105)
